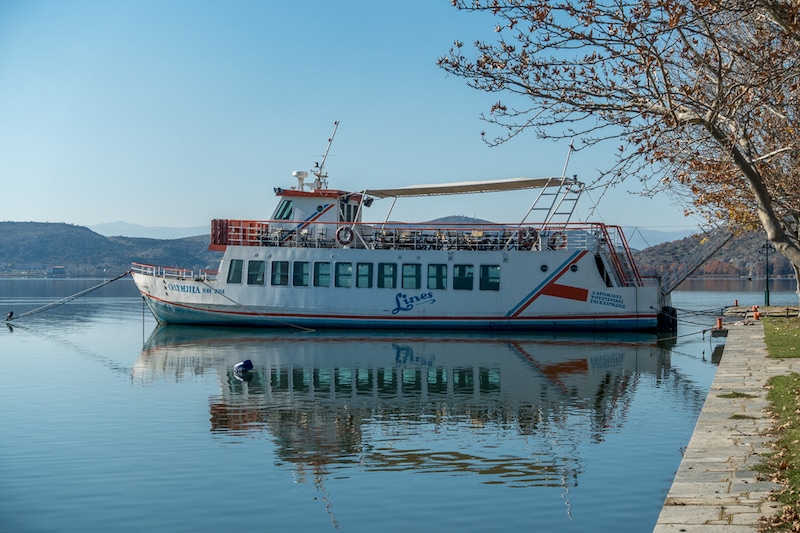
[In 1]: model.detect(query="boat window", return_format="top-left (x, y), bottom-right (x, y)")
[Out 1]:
top-left (427, 264), bottom-right (447, 290)
top-left (335, 262), bottom-right (352, 288)
top-left (314, 262), bottom-right (331, 287)
top-left (339, 200), bottom-right (355, 223)
top-left (453, 264), bottom-right (474, 290)
top-left (271, 261), bottom-right (289, 286)
top-left (274, 199), bottom-right (293, 220)
top-left (247, 260), bottom-right (266, 285)
top-left (479, 369), bottom-right (501, 392)
top-left (479, 265), bottom-right (500, 291)
top-left (377, 263), bottom-right (396, 289)
top-left (402, 264), bottom-right (421, 289)
top-left (293, 261), bottom-right (309, 287)
top-left (227, 259), bottom-right (243, 284)
top-left (356, 263), bottom-right (373, 288)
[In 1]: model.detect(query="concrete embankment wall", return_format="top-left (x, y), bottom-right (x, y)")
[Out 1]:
top-left (654, 321), bottom-right (794, 531)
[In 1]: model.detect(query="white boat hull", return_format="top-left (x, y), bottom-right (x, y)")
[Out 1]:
top-left (132, 245), bottom-right (665, 331)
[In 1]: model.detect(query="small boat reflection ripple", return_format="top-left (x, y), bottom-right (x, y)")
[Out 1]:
top-left (135, 326), bottom-right (675, 490)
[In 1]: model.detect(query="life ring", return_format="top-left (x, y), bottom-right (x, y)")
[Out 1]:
top-left (517, 228), bottom-right (533, 250)
top-left (336, 226), bottom-right (354, 246)
top-left (548, 231), bottom-right (567, 250)
top-left (517, 228), bottom-right (537, 250)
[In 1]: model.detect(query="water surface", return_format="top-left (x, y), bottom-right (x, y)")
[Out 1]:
top-left (0, 278), bottom-right (795, 532)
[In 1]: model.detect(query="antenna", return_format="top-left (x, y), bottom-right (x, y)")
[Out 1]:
top-left (561, 142), bottom-right (573, 179)
top-left (312, 120), bottom-right (339, 189)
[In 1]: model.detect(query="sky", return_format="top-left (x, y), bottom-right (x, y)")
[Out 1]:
top-left (0, 0), bottom-right (704, 234)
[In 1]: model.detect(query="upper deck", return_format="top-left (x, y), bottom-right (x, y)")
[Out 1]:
top-left (207, 218), bottom-right (646, 288)
top-left (201, 168), bottom-right (648, 288)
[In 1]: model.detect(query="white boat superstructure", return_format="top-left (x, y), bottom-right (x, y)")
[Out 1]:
top-left (131, 127), bottom-right (674, 332)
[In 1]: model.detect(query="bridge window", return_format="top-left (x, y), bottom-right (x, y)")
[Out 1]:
top-left (427, 264), bottom-right (447, 290)
top-left (479, 265), bottom-right (500, 291)
top-left (226, 259), bottom-right (243, 284)
top-left (274, 199), bottom-right (293, 220)
top-left (339, 199), bottom-right (357, 223)
top-left (293, 261), bottom-right (309, 287)
top-left (453, 264), bottom-right (474, 290)
top-left (335, 262), bottom-right (352, 288)
top-left (314, 262), bottom-right (330, 287)
top-left (271, 261), bottom-right (289, 286)
top-left (402, 264), bottom-right (421, 289)
top-left (247, 260), bottom-right (265, 285)
top-left (377, 263), bottom-right (396, 289)
top-left (356, 263), bottom-right (373, 288)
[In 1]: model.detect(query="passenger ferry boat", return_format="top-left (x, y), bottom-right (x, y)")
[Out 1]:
top-left (131, 125), bottom-right (674, 332)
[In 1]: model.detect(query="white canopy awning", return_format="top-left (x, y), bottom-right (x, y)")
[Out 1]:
top-left (364, 176), bottom-right (578, 198)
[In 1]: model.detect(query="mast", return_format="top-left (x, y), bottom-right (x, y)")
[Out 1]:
top-left (312, 120), bottom-right (339, 190)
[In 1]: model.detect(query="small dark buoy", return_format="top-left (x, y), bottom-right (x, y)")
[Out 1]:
top-left (6, 311), bottom-right (12, 321)
top-left (234, 359), bottom-right (253, 372)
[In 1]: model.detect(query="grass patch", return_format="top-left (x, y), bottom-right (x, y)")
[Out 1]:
top-left (729, 413), bottom-right (757, 420)
top-left (757, 318), bottom-right (800, 531)
top-left (764, 317), bottom-right (800, 359)
top-left (718, 391), bottom-right (757, 399)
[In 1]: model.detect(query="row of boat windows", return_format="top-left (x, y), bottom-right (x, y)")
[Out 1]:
top-left (229, 366), bottom-right (502, 395)
top-left (226, 259), bottom-right (501, 291)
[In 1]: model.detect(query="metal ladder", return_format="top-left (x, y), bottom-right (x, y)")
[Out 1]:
top-left (533, 176), bottom-right (584, 228)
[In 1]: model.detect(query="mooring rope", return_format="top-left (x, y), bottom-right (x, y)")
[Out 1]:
top-left (5, 270), bottom-right (132, 321)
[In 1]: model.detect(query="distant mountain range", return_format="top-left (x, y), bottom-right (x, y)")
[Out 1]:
top-left (1, 220), bottom-right (791, 280)
top-left (89, 221), bottom-right (208, 240)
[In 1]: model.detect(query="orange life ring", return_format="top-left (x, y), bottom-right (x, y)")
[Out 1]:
top-left (336, 226), bottom-right (354, 246)
top-left (518, 228), bottom-right (537, 250)
top-left (548, 232), bottom-right (567, 250)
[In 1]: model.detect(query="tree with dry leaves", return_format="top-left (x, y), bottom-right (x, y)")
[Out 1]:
top-left (438, 0), bottom-right (800, 304)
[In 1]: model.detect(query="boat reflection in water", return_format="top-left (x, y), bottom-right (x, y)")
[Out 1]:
top-left (135, 327), bottom-right (674, 490)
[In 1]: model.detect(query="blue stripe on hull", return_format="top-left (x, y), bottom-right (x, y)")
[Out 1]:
top-left (144, 296), bottom-right (659, 332)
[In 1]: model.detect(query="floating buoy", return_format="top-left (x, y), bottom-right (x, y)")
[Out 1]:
top-left (234, 359), bottom-right (254, 372)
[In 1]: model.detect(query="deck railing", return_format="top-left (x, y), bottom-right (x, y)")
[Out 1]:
top-left (131, 262), bottom-right (218, 281)
top-left (205, 219), bottom-right (648, 287)
top-left (213, 219), bottom-right (608, 250)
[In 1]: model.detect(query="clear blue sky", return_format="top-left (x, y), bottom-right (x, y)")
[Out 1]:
top-left (0, 0), bottom-right (700, 232)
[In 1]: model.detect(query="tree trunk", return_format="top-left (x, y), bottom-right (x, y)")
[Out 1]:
top-left (708, 124), bottom-right (800, 306)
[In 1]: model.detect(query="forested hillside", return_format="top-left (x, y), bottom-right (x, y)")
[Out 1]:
top-left (0, 222), bottom-right (220, 276)
top-left (631, 230), bottom-right (793, 278)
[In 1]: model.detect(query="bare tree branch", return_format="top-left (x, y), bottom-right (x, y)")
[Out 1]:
top-left (439, 0), bottom-right (800, 298)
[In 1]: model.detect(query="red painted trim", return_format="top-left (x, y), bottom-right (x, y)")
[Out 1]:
top-left (511, 250), bottom-right (588, 317)
top-left (278, 189), bottom-right (363, 201)
top-left (540, 283), bottom-right (589, 302)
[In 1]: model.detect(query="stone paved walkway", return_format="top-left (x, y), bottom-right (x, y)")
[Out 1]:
top-left (654, 320), bottom-right (800, 532)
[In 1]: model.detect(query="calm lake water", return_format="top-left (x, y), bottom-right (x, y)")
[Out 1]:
top-left (0, 278), bottom-right (796, 532)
